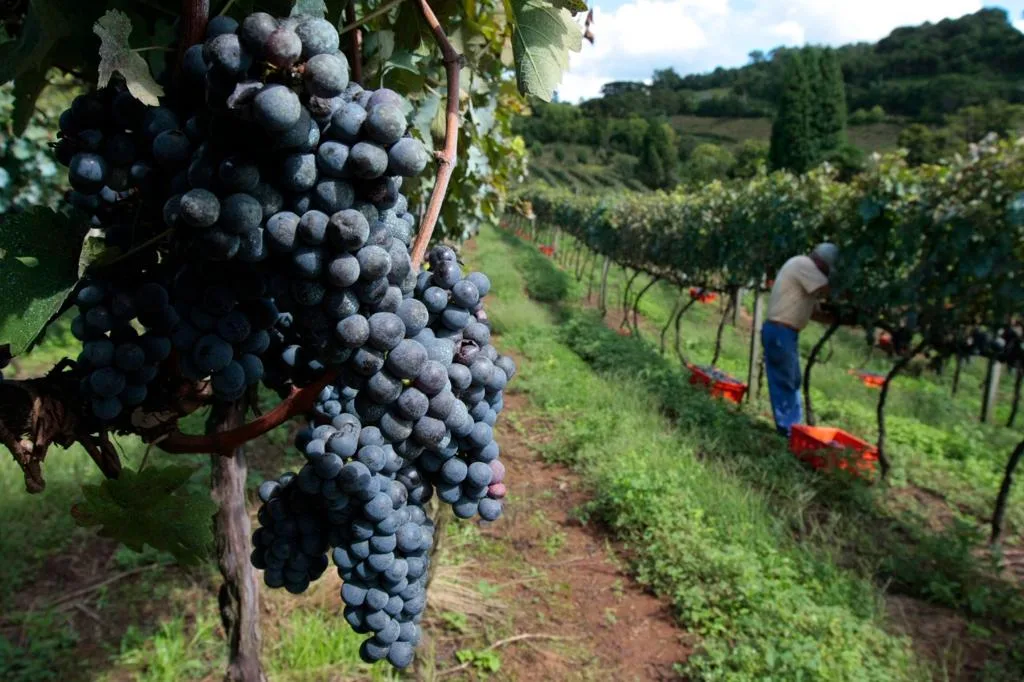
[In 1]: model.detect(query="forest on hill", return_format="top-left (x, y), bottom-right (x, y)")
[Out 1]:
top-left (516, 7), bottom-right (1024, 191)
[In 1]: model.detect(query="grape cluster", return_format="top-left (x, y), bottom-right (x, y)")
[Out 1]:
top-left (70, 279), bottom-right (175, 421)
top-left (53, 8), bottom-right (514, 672)
top-left (164, 11), bottom-right (429, 369)
top-left (168, 265), bottom-right (276, 401)
top-left (250, 471), bottom-right (331, 594)
top-left (55, 82), bottom-right (176, 251)
top-left (252, 416), bottom-right (433, 667)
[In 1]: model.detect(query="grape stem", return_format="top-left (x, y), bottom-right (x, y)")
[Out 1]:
top-left (409, 0), bottom-right (462, 270)
top-left (175, 0), bottom-right (210, 82)
top-left (339, 0), bottom-right (406, 36)
top-left (345, 1), bottom-right (363, 85)
top-left (155, 369), bottom-right (338, 455)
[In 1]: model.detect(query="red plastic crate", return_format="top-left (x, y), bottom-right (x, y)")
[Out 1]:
top-left (789, 425), bottom-right (878, 478)
top-left (848, 369), bottom-right (885, 388)
top-left (688, 287), bottom-right (717, 303)
top-left (539, 245), bottom-right (554, 257)
top-left (687, 364), bottom-right (747, 404)
top-left (876, 331), bottom-right (893, 351)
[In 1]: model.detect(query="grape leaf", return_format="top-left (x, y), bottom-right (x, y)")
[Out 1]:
top-left (291, 0), bottom-right (328, 18)
top-left (549, 0), bottom-right (588, 14)
top-left (0, 208), bottom-right (83, 355)
top-left (94, 9), bottom-right (165, 106)
top-left (11, 61), bottom-right (52, 136)
top-left (72, 465), bottom-right (216, 565)
top-left (508, 0), bottom-right (583, 102)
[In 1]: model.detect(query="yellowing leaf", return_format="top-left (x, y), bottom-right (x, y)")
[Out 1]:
top-left (94, 10), bottom-right (164, 106)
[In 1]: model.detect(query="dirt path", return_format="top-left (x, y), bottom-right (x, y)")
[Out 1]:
top-left (433, 381), bottom-right (692, 681)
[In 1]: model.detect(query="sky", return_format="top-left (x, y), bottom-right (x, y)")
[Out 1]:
top-left (556, 1), bottom-right (1024, 102)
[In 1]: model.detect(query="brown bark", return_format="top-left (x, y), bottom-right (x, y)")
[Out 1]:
top-left (209, 402), bottom-right (266, 682)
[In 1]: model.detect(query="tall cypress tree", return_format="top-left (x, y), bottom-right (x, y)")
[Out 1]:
top-left (769, 51), bottom-right (815, 173)
top-left (812, 47), bottom-right (848, 156)
top-left (637, 121), bottom-right (678, 190)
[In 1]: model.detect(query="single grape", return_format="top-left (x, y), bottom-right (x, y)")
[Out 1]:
top-left (295, 17), bottom-right (340, 58)
top-left (264, 27), bottom-right (302, 68)
top-left (305, 53), bottom-right (349, 98)
top-left (347, 142), bottom-right (389, 179)
top-left (253, 85), bottom-right (302, 132)
top-left (68, 153), bottom-right (108, 193)
top-left (180, 189), bottom-right (221, 228)
top-left (220, 193), bottom-right (263, 233)
top-left (365, 105), bottom-right (406, 145)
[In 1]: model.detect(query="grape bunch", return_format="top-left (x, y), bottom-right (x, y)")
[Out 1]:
top-left (55, 82), bottom-right (179, 251)
top-left (71, 278), bottom-right (175, 421)
top-left (252, 416), bottom-right (433, 668)
top-left (167, 265), bottom-right (277, 401)
top-left (52, 7), bottom-right (513, 672)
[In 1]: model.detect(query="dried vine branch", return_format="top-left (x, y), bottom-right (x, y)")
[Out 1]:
top-left (409, 0), bottom-right (462, 270)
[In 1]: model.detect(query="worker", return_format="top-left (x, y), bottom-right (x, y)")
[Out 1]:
top-left (761, 243), bottom-right (838, 436)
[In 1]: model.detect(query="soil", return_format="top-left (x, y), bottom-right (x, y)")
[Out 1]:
top-left (435, 387), bottom-right (693, 681)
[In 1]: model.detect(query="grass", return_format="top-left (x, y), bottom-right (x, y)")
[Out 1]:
top-left (475, 224), bottom-right (1024, 679)
top-left (470, 227), bottom-right (930, 680)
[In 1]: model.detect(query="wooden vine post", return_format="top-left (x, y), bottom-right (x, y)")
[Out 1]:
top-left (1008, 365), bottom-right (1022, 427)
top-left (991, 438), bottom-right (1024, 544)
top-left (803, 321), bottom-right (840, 426)
top-left (598, 256), bottom-right (611, 316)
top-left (710, 295), bottom-right (735, 367)
top-left (660, 289), bottom-right (684, 355)
top-left (981, 356), bottom-right (1002, 424)
top-left (745, 289), bottom-right (764, 403)
top-left (876, 341), bottom-right (927, 480)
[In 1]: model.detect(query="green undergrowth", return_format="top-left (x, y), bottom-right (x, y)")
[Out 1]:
top-left (540, 229), bottom-right (1024, 533)
top-left (469, 228), bottom-right (930, 680)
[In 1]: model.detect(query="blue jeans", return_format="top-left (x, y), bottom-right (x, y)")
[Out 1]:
top-left (761, 321), bottom-right (802, 436)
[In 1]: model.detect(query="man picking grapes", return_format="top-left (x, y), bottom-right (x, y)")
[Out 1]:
top-left (761, 243), bottom-right (838, 436)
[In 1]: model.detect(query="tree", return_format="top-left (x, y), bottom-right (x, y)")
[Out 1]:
top-left (769, 50), bottom-right (816, 172)
top-left (898, 123), bottom-right (959, 165)
top-left (812, 48), bottom-right (848, 155)
top-left (684, 143), bottom-right (735, 184)
top-left (636, 121), bottom-right (678, 190)
top-left (732, 139), bottom-right (770, 178)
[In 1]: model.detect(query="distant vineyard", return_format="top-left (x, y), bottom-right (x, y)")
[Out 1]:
top-left (517, 139), bottom-right (1024, 531)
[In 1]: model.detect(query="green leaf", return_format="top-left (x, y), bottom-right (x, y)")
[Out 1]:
top-left (72, 465), bottom-right (216, 565)
top-left (94, 9), bottom-right (165, 106)
top-left (394, 0), bottom-right (426, 51)
top-left (508, 0), bottom-right (582, 102)
top-left (0, 208), bottom-right (84, 355)
top-left (412, 92), bottom-right (442, 147)
top-left (0, 10), bottom-right (53, 87)
top-left (11, 62), bottom-right (52, 136)
top-left (291, 0), bottom-right (328, 19)
top-left (549, 0), bottom-right (588, 14)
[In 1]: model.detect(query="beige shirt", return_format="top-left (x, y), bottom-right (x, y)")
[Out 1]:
top-left (767, 255), bottom-right (828, 330)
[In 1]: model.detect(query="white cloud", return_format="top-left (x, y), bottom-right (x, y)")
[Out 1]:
top-left (556, 0), bottom-right (987, 102)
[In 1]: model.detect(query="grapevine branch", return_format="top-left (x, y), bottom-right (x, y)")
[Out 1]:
top-left (803, 320), bottom-right (841, 426)
top-left (409, 0), bottom-right (462, 270)
top-left (344, 1), bottom-right (363, 84)
top-left (175, 0), bottom-right (210, 81)
top-left (155, 369), bottom-right (338, 455)
top-left (339, 0), bottom-right (405, 35)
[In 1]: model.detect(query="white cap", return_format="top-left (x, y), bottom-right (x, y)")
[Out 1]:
top-left (811, 242), bottom-right (838, 274)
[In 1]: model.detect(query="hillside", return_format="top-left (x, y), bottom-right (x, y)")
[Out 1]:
top-left (516, 7), bottom-right (1024, 191)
